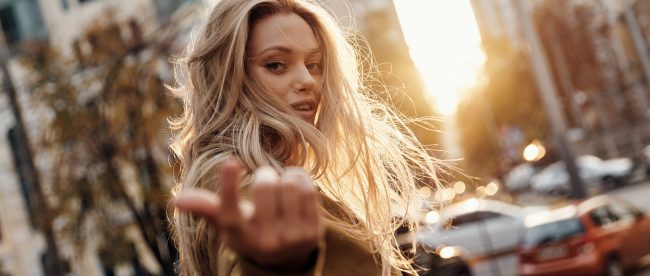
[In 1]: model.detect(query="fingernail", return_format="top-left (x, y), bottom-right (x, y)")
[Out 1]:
top-left (253, 166), bottom-right (279, 184)
top-left (223, 156), bottom-right (241, 168)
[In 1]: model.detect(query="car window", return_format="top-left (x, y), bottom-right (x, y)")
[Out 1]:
top-left (590, 206), bottom-right (618, 227)
top-left (523, 218), bottom-right (585, 247)
top-left (579, 164), bottom-right (598, 176)
top-left (447, 211), bottom-right (505, 228)
top-left (608, 203), bottom-right (636, 222)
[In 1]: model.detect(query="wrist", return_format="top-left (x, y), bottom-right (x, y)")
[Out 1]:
top-left (245, 248), bottom-right (319, 273)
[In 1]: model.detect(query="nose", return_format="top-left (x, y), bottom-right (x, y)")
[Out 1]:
top-left (292, 65), bottom-right (316, 93)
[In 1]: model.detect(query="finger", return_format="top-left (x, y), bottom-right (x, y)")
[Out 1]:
top-left (173, 188), bottom-right (221, 226)
top-left (279, 168), bottom-right (305, 238)
top-left (218, 158), bottom-right (243, 228)
top-left (298, 178), bottom-right (322, 239)
top-left (251, 166), bottom-right (281, 251)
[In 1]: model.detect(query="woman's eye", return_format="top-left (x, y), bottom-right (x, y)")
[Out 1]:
top-left (306, 63), bottom-right (322, 74)
top-left (265, 62), bottom-right (288, 72)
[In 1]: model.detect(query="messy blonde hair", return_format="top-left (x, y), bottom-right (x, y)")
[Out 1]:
top-left (169, 0), bottom-right (441, 275)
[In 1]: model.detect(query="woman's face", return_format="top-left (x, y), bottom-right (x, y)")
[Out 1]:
top-left (248, 12), bottom-right (323, 125)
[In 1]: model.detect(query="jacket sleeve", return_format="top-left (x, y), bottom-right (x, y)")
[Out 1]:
top-left (215, 237), bottom-right (327, 276)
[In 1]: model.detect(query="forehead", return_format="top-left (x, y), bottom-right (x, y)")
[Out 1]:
top-left (248, 12), bottom-right (320, 55)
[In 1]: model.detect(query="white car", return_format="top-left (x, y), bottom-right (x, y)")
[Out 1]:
top-left (417, 199), bottom-right (530, 276)
top-left (530, 155), bottom-right (634, 195)
top-left (504, 163), bottom-right (537, 192)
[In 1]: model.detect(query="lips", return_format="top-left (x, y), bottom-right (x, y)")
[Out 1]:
top-left (290, 99), bottom-right (318, 121)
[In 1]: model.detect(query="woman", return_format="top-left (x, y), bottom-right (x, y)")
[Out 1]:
top-left (169, 0), bottom-right (441, 275)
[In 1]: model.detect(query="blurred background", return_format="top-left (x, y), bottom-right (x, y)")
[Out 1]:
top-left (2, 0), bottom-right (650, 275)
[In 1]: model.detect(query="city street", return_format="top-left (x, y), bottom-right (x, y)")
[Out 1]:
top-left (473, 180), bottom-right (650, 276)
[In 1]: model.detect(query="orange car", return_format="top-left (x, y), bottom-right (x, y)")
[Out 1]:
top-left (518, 195), bottom-right (650, 276)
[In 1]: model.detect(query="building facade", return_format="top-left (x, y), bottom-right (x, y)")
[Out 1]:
top-left (470, 0), bottom-right (650, 160)
top-left (0, 1), bottom-right (195, 275)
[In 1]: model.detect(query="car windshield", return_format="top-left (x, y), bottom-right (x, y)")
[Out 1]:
top-left (523, 218), bottom-right (585, 247)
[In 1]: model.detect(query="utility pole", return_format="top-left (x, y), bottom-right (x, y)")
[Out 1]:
top-left (625, 4), bottom-right (650, 98)
top-left (514, 0), bottom-right (587, 198)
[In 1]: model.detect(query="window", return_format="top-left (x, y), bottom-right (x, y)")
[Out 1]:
top-left (608, 203), bottom-right (637, 222)
top-left (0, 5), bottom-right (19, 45)
top-left (0, 0), bottom-right (47, 47)
top-left (523, 218), bottom-right (585, 247)
top-left (61, 0), bottom-right (69, 10)
top-left (447, 211), bottom-right (504, 228)
top-left (590, 206), bottom-right (617, 227)
top-left (79, 0), bottom-right (96, 3)
top-left (154, 0), bottom-right (197, 20)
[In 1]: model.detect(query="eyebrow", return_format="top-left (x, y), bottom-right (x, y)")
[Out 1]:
top-left (254, 45), bottom-right (321, 57)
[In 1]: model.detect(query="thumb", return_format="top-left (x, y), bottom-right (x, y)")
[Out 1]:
top-left (174, 188), bottom-right (222, 226)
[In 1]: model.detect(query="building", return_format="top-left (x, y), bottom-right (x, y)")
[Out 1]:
top-left (470, 0), bottom-right (650, 160)
top-left (470, 0), bottom-right (523, 47)
top-left (0, 1), bottom-right (195, 275)
top-left (0, 1), bottom-right (49, 273)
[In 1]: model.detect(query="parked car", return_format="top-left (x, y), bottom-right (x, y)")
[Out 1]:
top-left (504, 163), bottom-right (537, 192)
top-left (530, 155), bottom-right (634, 196)
top-left (518, 195), bottom-right (650, 276)
top-left (396, 223), bottom-right (471, 276)
top-left (417, 199), bottom-right (529, 276)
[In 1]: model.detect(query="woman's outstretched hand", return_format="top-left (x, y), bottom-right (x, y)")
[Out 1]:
top-left (174, 158), bottom-right (323, 270)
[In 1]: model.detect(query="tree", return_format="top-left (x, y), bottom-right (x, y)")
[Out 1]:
top-left (20, 9), bottom-right (194, 275)
top-left (456, 37), bottom-right (549, 179)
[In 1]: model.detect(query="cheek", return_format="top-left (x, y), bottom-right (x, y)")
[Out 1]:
top-left (253, 68), bottom-right (290, 100)
top-left (265, 80), bottom-right (292, 104)
top-left (314, 76), bottom-right (324, 96)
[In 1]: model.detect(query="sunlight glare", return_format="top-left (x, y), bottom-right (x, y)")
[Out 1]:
top-left (394, 0), bottom-right (485, 116)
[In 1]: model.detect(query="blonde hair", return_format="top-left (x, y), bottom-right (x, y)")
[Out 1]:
top-left (169, 0), bottom-right (442, 275)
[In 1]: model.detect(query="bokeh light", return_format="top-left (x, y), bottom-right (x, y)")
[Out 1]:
top-left (453, 181), bottom-right (466, 194)
top-left (418, 186), bottom-right (432, 198)
top-left (425, 210), bottom-right (441, 224)
top-left (485, 181), bottom-right (499, 196)
top-left (523, 140), bottom-right (547, 162)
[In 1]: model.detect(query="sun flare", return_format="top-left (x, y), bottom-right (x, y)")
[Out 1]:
top-left (394, 0), bottom-right (485, 116)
